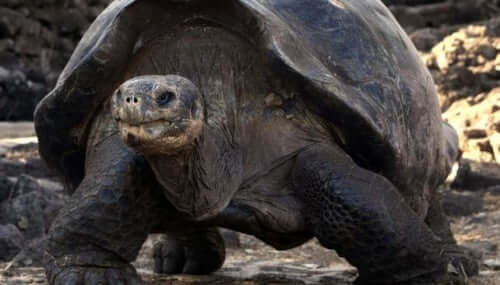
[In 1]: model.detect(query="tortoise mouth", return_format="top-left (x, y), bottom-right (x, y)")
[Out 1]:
top-left (119, 119), bottom-right (188, 140)
top-left (117, 118), bottom-right (203, 154)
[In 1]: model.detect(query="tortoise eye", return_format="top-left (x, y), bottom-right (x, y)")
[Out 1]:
top-left (156, 91), bottom-right (175, 106)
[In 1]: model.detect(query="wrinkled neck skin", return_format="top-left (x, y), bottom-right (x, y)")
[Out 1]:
top-left (145, 118), bottom-right (243, 221)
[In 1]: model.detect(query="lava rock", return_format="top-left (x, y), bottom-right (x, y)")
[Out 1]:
top-left (0, 175), bottom-right (66, 241)
top-left (452, 159), bottom-right (500, 190)
top-left (1, 190), bottom-right (46, 240)
top-left (0, 0), bottom-right (112, 120)
top-left (0, 67), bottom-right (46, 121)
top-left (7, 237), bottom-right (48, 267)
top-left (0, 176), bottom-right (13, 202)
top-left (0, 224), bottom-right (25, 261)
top-left (9, 174), bottom-right (39, 198)
top-left (442, 190), bottom-right (484, 216)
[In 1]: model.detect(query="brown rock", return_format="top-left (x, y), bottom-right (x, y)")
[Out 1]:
top-left (427, 18), bottom-right (500, 112)
top-left (444, 88), bottom-right (500, 162)
top-left (489, 133), bottom-right (500, 163)
top-left (463, 128), bottom-right (487, 139)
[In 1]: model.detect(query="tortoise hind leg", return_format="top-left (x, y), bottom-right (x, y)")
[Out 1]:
top-left (153, 228), bottom-right (225, 275)
top-left (425, 195), bottom-right (480, 278)
top-left (425, 122), bottom-right (479, 278)
top-left (292, 144), bottom-right (450, 284)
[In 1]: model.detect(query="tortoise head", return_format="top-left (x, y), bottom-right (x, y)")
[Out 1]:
top-left (111, 75), bottom-right (204, 155)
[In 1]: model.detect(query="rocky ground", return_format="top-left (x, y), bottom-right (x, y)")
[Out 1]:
top-left (0, 0), bottom-right (500, 284)
top-left (0, 138), bottom-right (500, 285)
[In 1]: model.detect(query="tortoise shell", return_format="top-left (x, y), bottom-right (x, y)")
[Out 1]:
top-left (34, 0), bottom-right (457, 215)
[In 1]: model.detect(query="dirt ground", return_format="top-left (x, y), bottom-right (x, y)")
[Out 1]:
top-left (0, 135), bottom-right (500, 285)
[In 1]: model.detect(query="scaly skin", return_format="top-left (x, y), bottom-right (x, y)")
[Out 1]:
top-left (44, 118), bottom-right (226, 284)
top-left (292, 144), bottom-right (449, 284)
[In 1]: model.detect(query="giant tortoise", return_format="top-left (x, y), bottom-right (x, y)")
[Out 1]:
top-left (34, 0), bottom-right (477, 284)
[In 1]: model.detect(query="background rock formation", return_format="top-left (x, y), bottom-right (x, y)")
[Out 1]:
top-left (0, 0), bottom-right (110, 120)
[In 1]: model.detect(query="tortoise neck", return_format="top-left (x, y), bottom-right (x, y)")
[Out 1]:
top-left (145, 125), bottom-right (243, 220)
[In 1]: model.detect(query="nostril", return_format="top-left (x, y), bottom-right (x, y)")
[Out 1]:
top-left (126, 97), bottom-right (131, 103)
top-left (133, 97), bottom-right (138, 103)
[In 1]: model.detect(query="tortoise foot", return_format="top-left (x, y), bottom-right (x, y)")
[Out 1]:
top-left (46, 262), bottom-right (142, 285)
top-left (153, 229), bottom-right (225, 275)
top-left (445, 245), bottom-right (480, 279)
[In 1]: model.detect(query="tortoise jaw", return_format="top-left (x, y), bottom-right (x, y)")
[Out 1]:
top-left (117, 118), bottom-right (203, 155)
top-left (119, 119), bottom-right (183, 138)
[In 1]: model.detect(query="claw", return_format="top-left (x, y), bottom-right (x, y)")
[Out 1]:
top-left (47, 266), bottom-right (142, 285)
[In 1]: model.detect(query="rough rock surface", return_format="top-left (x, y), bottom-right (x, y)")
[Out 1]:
top-left (0, 0), bottom-right (111, 120)
top-left (0, 224), bottom-right (24, 262)
top-left (0, 135), bottom-right (65, 266)
top-left (386, 0), bottom-right (500, 33)
top-left (452, 159), bottom-right (500, 190)
top-left (433, 18), bottom-right (500, 163)
top-left (426, 19), bottom-right (499, 111)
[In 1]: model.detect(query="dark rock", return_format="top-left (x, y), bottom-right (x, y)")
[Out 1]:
top-left (388, 0), bottom-right (498, 32)
top-left (0, 67), bottom-right (47, 121)
top-left (9, 175), bottom-right (39, 199)
top-left (452, 159), bottom-right (500, 190)
top-left (0, 1), bottom-right (111, 120)
top-left (56, 9), bottom-right (87, 36)
top-left (463, 128), bottom-right (488, 139)
top-left (1, 190), bottom-right (46, 240)
top-left (0, 175), bottom-right (66, 241)
top-left (442, 190), bottom-right (484, 216)
top-left (0, 176), bottom-right (14, 202)
top-left (485, 185), bottom-right (500, 196)
top-left (0, 8), bottom-right (23, 37)
top-left (383, 0), bottom-right (444, 5)
top-left (409, 28), bottom-right (440, 51)
top-left (8, 237), bottom-right (48, 267)
top-left (0, 224), bottom-right (25, 261)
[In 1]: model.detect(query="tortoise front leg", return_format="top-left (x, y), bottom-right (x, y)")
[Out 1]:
top-left (292, 144), bottom-right (451, 285)
top-left (44, 136), bottom-right (170, 285)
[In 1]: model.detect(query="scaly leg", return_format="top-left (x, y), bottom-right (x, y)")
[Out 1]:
top-left (292, 144), bottom-right (451, 284)
top-left (44, 136), bottom-right (172, 285)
